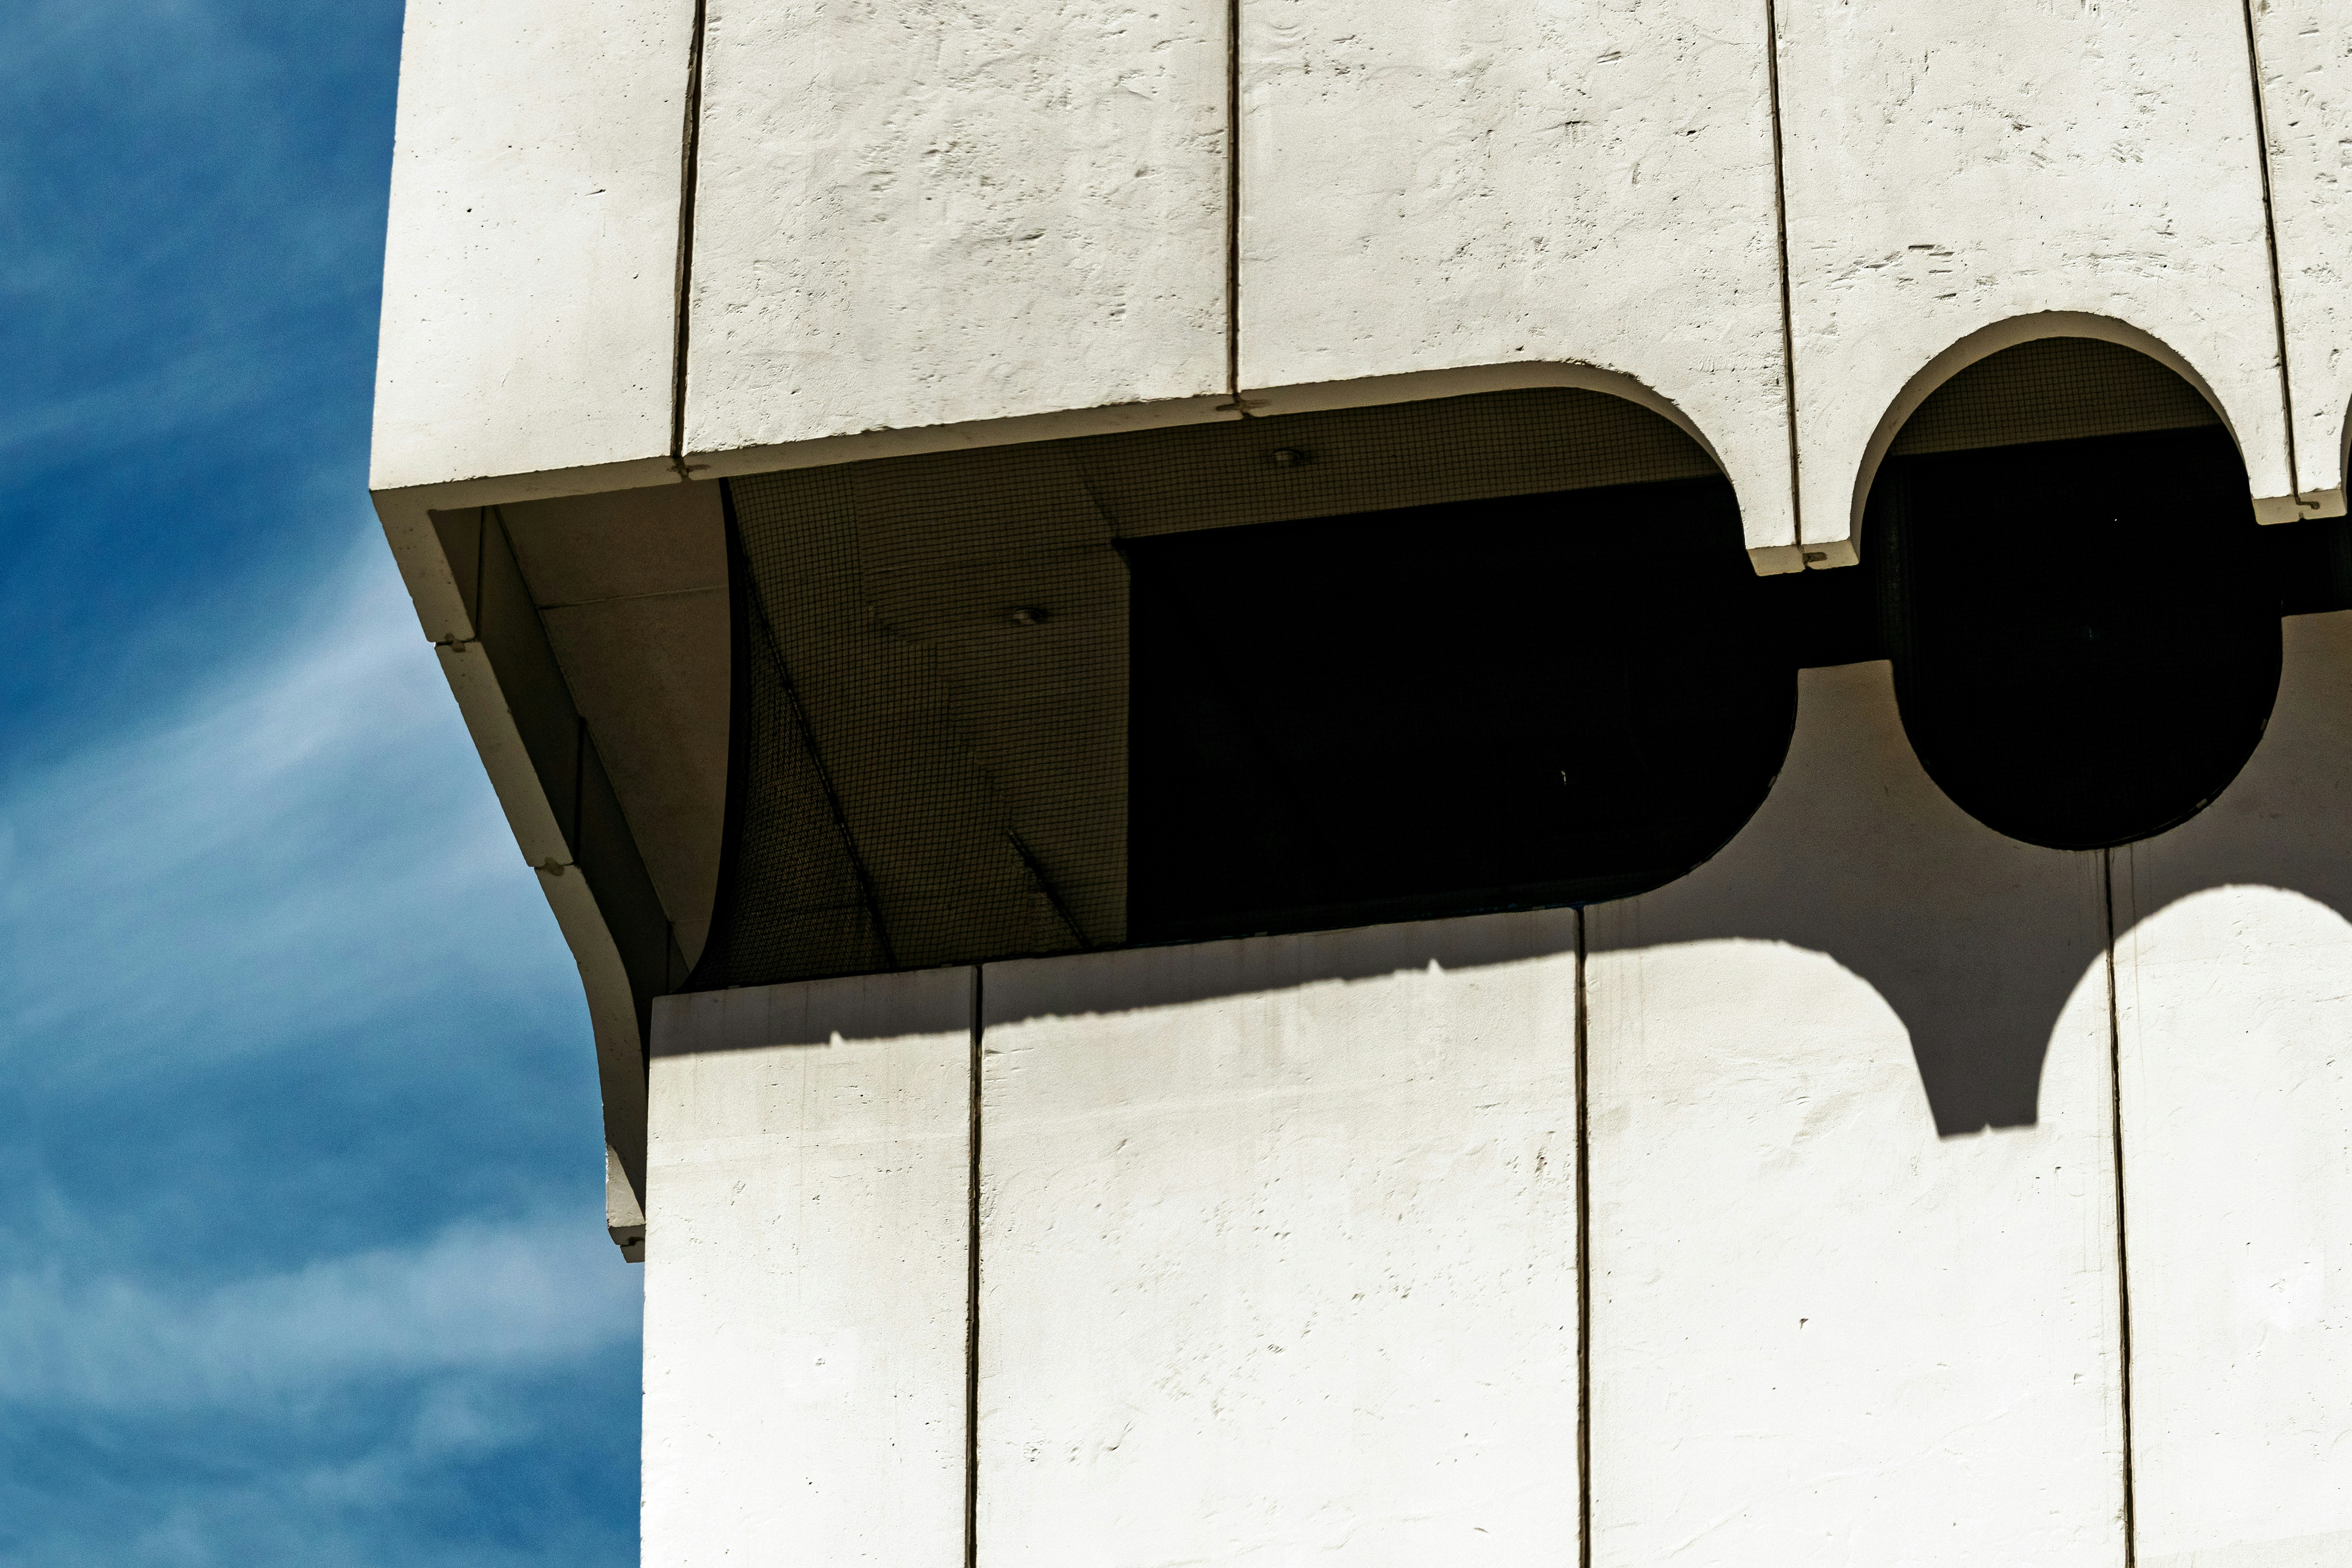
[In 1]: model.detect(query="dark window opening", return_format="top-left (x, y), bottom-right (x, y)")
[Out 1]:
top-left (1125, 476), bottom-right (1797, 944)
top-left (1871, 425), bottom-right (2280, 850)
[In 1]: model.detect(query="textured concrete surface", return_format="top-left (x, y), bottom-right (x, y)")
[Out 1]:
top-left (1237, 0), bottom-right (1794, 554)
top-left (371, 0), bottom-right (688, 491)
top-left (1778, 0), bottom-right (2293, 549)
top-left (643, 971), bottom-right (973, 1568)
top-left (2115, 611), bottom-right (2352, 1566)
top-left (2253, 0), bottom-right (2352, 514)
top-left (1586, 662), bottom-right (2126, 1565)
top-left (682, 0), bottom-right (1229, 462)
top-left (978, 917), bottom-right (1581, 1566)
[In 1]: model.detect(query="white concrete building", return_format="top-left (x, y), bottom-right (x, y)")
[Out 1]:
top-left (371, 2), bottom-right (2352, 1562)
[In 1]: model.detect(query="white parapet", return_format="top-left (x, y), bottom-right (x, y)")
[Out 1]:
top-left (2253, 0), bottom-right (2352, 517)
top-left (1585, 662), bottom-right (2126, 1564)
top-left (1237, 0), bottom-right (1797, 557)
top-left (2114, 610), bottom-right (2352, 1567)
top-left (681, 0), bottom-right (1231, 465)
top-left (978, 918), bottom-right (1583, 1565)
top-left (644, 971), bottom-right (975, 1568)
top-left (1778, 0), bottom-right (2296, 549)
top-left (372, 0), bottom-right (691, 493)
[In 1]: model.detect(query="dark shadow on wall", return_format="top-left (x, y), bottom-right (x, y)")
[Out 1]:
top-left (1585, 656), bottom-right (2107, 1136)
top-left (2111, 607), bottom-right (2352, 959)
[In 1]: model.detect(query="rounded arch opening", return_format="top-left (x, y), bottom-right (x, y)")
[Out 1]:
top-left (1866, 336), bottom-right (2280, 851)
top-left (688, 384), bottom-right (1800, 989)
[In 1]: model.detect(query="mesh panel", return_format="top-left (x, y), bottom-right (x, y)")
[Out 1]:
top-left (1891, 337), bottom-right (2219, 457)
top-left (691, 387), bottom-right (1717, 989)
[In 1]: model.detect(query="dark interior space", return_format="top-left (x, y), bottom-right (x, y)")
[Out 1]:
top-left (1868, 426), bottom-right (2280, 850)
top-left (1124, 476), bottom-right (1797, 944)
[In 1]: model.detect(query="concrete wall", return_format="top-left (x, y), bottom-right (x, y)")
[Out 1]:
top-left (1586, 663), bottom-right (2124, 1564)
top-left (979, 921), bottom-right (1581, 1565)
top-left (644, 971), bottom-right (973, 1568)
top-left (2113, 610), bottom-right (2352, 1568)
top-left (641, 635), bottom-right (2352, 1562)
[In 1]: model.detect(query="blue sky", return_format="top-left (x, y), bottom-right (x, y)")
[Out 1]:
top-left (0, 2), bottom-right (641, 1561)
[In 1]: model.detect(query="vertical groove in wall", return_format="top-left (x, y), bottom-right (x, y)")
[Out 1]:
top-left (669, 0), bottom-right (710, 472)
top-left (1221, 0), bottom-right (1245, 410)
top-left (1573, 907), bottom-right (1592, 1568)
top-left (2102, 847), bottom-right (2139, 1566)
top-left (2240, 0), bottom-right (2303, 504)
top-left (964, 965), bottom-right (984, 1568)
top-left (1760, 0), bottom-right (1804, 548)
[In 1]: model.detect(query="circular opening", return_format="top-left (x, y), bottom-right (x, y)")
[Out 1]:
top-left (1872, 344), bottom-right (2278, 850)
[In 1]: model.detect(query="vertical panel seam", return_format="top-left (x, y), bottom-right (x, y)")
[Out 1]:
top-left (1219, 0), bottom-right (1252, 416)
top-left (2241, 0), bottom-right (2304, 505)
top-left (964, 964), bottom-right (984, 1568)
top-left (1575, 907), bottom-right (1592, 1568)
top-left (2103, 846), bottom-right (2138, 1566)
top-left (1761, 0), bottom-right (1804, 549)
top-left (669, 0), bottom-right (711, 475)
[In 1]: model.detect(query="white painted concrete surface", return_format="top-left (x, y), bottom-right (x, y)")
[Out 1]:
top-left (1778, 0), bottom-right (2295, 549)
top-left (2254, 2), bottom-right (2352, 515)
top-left (1237, 0), bottom-right (1795, 555)
top-left (978, 918), bottom-right (1581, 1566)
top-left (643, 970), bottom-right (973, 1568)
top-left (372, 0), bottom-right (689, 492)
top-left (681, 0), bottom-right (1229, 464)
top-left (2114, 611), bottom-right (2352, 1568)
top-left (1586, 662), bottom-right (2125, 1565)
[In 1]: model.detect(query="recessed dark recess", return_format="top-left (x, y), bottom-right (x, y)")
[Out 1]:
top-left (1124, 476), bottom-right (1797, 944)
top-left (1872, 426), bottom-right (2280, 851)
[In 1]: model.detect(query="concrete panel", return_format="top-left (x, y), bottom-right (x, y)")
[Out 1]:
top-left (683, 0), bottom-right (1228, 465)
top-left (2253, 3), bottom-right (2352, 515)
top-left (372, 0), bottom-right (690, 491)
top-left (1586, 660), bottom-right (2125, 1564)
top-left (643, 970), bottom-right (975, 1568)
top-left (1237, 0), bottom-right (1795, 555)
top-left (2112, 610), bottom-right (2352, 1566)
top-left (979, 916), bottom-right (1581, 1566)
top-left (1779, 0), bottom-right (2293, 551)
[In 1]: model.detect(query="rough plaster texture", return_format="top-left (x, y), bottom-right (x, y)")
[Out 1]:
top-left (643, 971), bottom-right (973, 1568)
top-left (371, 0), bottom-right (688, 492)
top-left (1585, 661), bottom-right (2126, 1564)
top-left (1237, 0), bottom-right (1795, 553)
top-left (1778, 0), bottom-right (2295, 549)
top-left (2114, 610), bottom-right (2352, 1566)
top-left (2254, 1), bottom-right (2352, 512)
top-left (978, 919), bottom-right (1582, 1566)
top-left (681, 0), bottom-right (1229, 464)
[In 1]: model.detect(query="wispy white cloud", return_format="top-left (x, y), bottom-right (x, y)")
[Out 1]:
top-left (0, 527), bottom-right (571, 1086)
top-left (0, 1209), bottom-right (637, 1414)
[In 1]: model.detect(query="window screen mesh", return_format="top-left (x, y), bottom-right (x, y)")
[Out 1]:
top-left (688, 387), bottom-right (1723, 989)
top-left (1890, 336), bottom-right (2220, 457)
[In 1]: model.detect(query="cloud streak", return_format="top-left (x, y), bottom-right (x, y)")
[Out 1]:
top-left (0, 1207), bottom-right (637, 1415)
